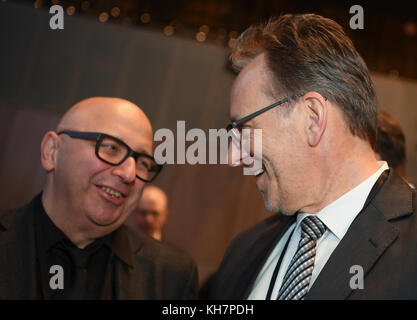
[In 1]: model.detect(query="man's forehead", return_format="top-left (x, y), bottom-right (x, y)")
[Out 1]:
top-left (229, 54), bottom-right (273, 121)
top-left (89, 120), bottom-right (153, 153)
top-left (75, 122), bottom-right (152, 155)
top-left (59, 98), bottom-right (153, 153)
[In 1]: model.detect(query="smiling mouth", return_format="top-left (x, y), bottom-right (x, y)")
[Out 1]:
top-left (100, 186), bottom-right (124, 199)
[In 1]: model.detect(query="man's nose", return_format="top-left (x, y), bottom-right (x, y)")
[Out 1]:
top-left (112, 156), bottom-right (137, 183)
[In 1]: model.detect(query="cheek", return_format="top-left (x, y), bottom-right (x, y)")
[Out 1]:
top-left (125, 182), bottom-right (146, 211)
top-left (267, 153), bottom-right (295, 195)
top-left (55, 155), bottom-right (87, 193)
top-left (156, 218), bottom-right (165, 228)
top-left (61, 148), bottom-right (105, 185)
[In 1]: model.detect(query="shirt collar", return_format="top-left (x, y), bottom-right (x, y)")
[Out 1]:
top-left (297, 161), bottom-right (389, 240)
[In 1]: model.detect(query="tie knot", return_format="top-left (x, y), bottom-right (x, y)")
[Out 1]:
top-left (301, 216), bottom-right (326, 241)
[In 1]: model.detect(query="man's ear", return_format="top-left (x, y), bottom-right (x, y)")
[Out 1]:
top-left (41, 131), bottom-right (60, 172)
top-left (303, 92), bottom-right (328, 147)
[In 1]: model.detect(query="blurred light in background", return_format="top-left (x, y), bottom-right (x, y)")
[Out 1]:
top-left (163, 25), bottom-right (175, 36)
top-left (66, 5), bottom-right (75, 16)
top-left (12, 0), bottom-right (417, 80)
top-left (140, 12), bottom-right (151, 24)
top-left (98, 12), bottom-right (109, 23)
top-left (404, 22), bottom-right (417, 37)
top-left (196, 31), bottom-right (206, 42)
top-left (110, 6), bottom-right (120, 18)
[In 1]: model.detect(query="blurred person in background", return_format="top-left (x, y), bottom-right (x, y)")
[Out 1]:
top-left (125, 185), bottom-right (168, 241)
top-left (374, 110), bottom-right (413, 188)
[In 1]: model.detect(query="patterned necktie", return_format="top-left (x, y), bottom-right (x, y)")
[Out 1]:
top-left (277, 215), bottom-right (326, 300)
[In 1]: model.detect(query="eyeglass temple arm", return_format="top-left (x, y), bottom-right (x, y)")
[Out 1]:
top-left (230, 93), bottom-right (305, 128)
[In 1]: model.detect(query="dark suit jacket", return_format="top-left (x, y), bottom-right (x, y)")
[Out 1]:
top-left (0, 196), bottom-right (198, 299)
top-left (208, 170), bottom-right (417, 299)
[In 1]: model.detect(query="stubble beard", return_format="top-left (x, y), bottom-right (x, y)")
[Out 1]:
top-left (262, 163), bottom-right (297, 216)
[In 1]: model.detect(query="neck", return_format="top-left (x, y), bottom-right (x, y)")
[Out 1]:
top-left (302, 137), bottom-right (380, 213)
top-left (42, 186), bottom-right (99, 249)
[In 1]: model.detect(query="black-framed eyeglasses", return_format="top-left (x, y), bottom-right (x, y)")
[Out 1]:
top-left (226, 93), bottom-right (305, 134)
top-left (58, 130), bottom-right (162, 182)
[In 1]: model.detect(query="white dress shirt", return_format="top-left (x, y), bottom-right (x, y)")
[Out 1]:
top-left (248, 161), bottom-right (389, 300)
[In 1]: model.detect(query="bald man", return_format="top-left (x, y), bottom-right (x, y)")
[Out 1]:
top-left (125, 186), bottom-right (168, 241)
top-left (0, 97), bottom-right (198, 299)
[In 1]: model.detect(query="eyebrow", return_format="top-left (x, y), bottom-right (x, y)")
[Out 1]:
top-left (95, 131), bottom-right (152, 156)
top-left (104, 133), bottom-right (151, 155)
top-left (131, 145), bottom-right (152, 156)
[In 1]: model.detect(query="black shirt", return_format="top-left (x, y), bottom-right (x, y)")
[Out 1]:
top-left (33, 193), bottom-right (132, 299)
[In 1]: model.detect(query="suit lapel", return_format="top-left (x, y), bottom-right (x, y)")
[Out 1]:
top-left (241, 215), bottom-right (295, 299)
top-left (306, 170), bottom-right (413, 300)
top-left (305, 204), bottom-right (398, 299)
top-left (113, 229), bottom-right (148, 299)
top-left (114, 253), bottom-right (153, 300)
top-left (113, 259), bottom-right (133, 299)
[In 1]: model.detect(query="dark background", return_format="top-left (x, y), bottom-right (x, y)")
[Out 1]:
top-left (1, 0), bottom-right (416, 284)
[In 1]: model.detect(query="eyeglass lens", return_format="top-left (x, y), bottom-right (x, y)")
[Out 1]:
top-left (98, 136), bottom-right (158, 181)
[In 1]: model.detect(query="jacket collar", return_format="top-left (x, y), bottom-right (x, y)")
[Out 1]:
top-left (305, 170), bottom-right (413, 300)
top-left (0, 195), bottom-right (145, 299)
top-left (240, 214), bottom-right (296, 299)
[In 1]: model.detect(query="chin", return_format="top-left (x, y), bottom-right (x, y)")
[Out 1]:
top-left (264, 196), bottom-right (297, 216)
top-left (263, 194), bottom-right (280, 213)
top-left (87, 209), bottom-right (123, 227)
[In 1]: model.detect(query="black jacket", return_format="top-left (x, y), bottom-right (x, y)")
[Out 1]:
top-left (208, 170), bottom-right (417, 299)
top-left (0, 196), bottom-right (198, 299)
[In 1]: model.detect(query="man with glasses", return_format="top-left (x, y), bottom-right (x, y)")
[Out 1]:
top-left (0, 97), bottom-right (197, 299)
top-left (207, 14), bottom-right (417, 299)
